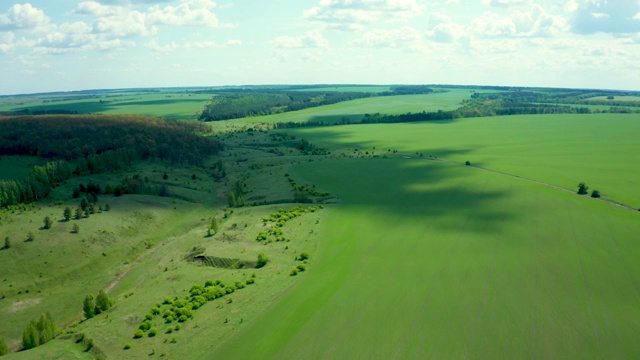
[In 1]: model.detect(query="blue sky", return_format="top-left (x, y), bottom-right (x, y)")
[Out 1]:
top-left (0, 0), bottom-right (639, 95)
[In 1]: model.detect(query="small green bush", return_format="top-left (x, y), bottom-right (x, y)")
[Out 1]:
top-left (133, 330), bottom-right (144, 339)
top-left (139, 320), bottom-right (151, 332)
top-left (591, 190), bottom-right (601, 198)
top-left (256, 253), bottom-right (269, 268)
top-left (148, 328), bottom-right (157, 337)
top-left (298, 252), bottom-right (309, 261)
top-left (290, 268), bottom-right (298, 276)
top-left (245, 278), bottom-right (255, 285)
top-left (165, 327), bottom-right (173, 334)
top-left (123, 344), bottom-right (131, 350)
top-left (296, 263), bottom-right (306, 272)
top-left (174, 324), bottom-right (181, 331)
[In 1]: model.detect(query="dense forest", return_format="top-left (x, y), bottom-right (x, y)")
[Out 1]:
top-left (197, 86), bottom-right (434, 121)
top-left (0, 115), bottom-right (223, 208)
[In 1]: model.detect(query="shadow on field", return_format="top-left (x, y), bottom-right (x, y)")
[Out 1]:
top-left (294, 130), bottom-right (514, 233)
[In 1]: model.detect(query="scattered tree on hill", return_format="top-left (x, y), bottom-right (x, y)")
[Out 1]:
top-left (95, 290), bottom-right (113, 314)
top-left (577, 182), bottom-right (589, 195)
top-left (3, 237), bottom-right (9, 249)
top-left (0, 336), bottom-right (8, 355)
top-left (26, 232), bottom-right (34, 242)
top-left (84, 208), bottom-right (90, 218)
top-left (163, 173), bottom-right (168, 180)
top-left (80, 197), bottom-right (89, 212)
top-left (63, 207), bottom-right (72, 221)
top-left (74, 206), bottom-right (82, 220)
top-left (83, 295), bottom-right (95, 319)
top-left (43, 216), bottom-right (52, 230)
top-left (22, 312), bottom-right (56, 350)
top-left (465, 160), bottom-right (471, 166)
top-left (207, 216), bottom-right (220, 237)
top-left (104, 204), bottom-right (111, 211)
top-left (72, 223), bottom-right (80, 234)
top-left (591, 190), bottom-right (601, 198)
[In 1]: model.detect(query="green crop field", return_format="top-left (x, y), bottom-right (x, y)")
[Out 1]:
top-left (216, 118), bottom-right (640, 358)
top-left (588, 96), bottom-right (640, 102)
top-left (284, 114), bottom-right (640, 209)
top-left (2, 86), bottom-right (640, 359)
top-left (230, 89), bottom-right (473, 126)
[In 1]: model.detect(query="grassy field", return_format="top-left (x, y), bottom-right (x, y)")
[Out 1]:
top-left (284, 114), bottom-right (640, 209)
top-left (0, 93), bottom-right (213, 120)
top-left (2, 88), bottom-right (640, 359)
top-left (588, 96), bottom-right (640, 102)
top-left (216, 156), bottom-right (640, 359)
top-left (228, 89), bottom-right (474, 126)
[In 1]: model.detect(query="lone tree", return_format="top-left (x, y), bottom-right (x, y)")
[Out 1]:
top-left (74, 207), bottom-right (82, 220)
top-left (3, 237), bottom-right (9, 249)
top-left (83, 295), bottom-right (95, 319)
top-left (43, 216), bottom-right (52, 230)
top-left (591, 190), bottom-right (601, 198)
top-left (63, 207), bottom-right (72, 221)
top-left (72, 223), bottom-right (80, 234)
top-left (577, 182), bottom-right (589, 195)
top-left (26, 232), bottom-right (34, 242)
top-left (207, 216), bottom-right (220, 237)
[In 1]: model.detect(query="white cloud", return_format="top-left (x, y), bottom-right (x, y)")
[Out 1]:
top-left (425, 13), bottom-right (468, 43)
top-left (146, 39), bottom-right (180, 52)
top-left (304, 0), bottom-right (425, 31)
top-left (351, 26), bottom-right (423, 49)
top-left (76, 0), bottom-right (227, 39)
top-left (0, 31), bottom-right (14, 53)
top-left (571, 0), bottom-right (640, 34)
top-left (472, 5), bottom-right (568, 38)
top-left (482, 0), bottom-right (530, 7)
top-left (0, 3), bottom-right (50, 31)
top-left (75, 1), bottom-right (121, 16)
top-left (270, 30), bottom-right (329, 49)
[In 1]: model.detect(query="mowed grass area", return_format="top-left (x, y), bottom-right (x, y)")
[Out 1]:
top-left (229, 89), bottom-right (473, 126)
top-left (0, 93), bottom-right (213, 120)
top-left (286, 113), bottom-right (640, 209)
top-left (0, 156), bottom-right (46, 180)
top-left (216, 157), bottom-right (640, 359)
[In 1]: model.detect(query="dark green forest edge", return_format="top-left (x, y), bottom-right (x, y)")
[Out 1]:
top-left (0, 115), bottom-right (222, 208)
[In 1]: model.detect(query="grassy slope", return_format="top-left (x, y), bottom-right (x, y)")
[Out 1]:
top-left (0, 132), bottom-right (327, 358)
top-left (216, 157), bottom-right (640, 359)
top-left (287, 114), bottom-right (640, 208)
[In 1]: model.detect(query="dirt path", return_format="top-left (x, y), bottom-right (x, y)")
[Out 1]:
top-left (398, 154), bottom-right (639, 213)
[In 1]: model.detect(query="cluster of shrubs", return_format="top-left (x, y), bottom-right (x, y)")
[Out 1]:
top-left (284, 174), bottom-right (329, 202)
top-left (290, 253), bottom-right (310, 276)
top-left (83, 289), bottom-right (114, 320)
top-left (132, 276), bottom-right (256, 340)
top-left (256, 206), bottom-right (321, 244)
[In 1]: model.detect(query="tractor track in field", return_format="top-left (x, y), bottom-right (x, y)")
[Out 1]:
top-left (397, 154), bottom-right (639, 214)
